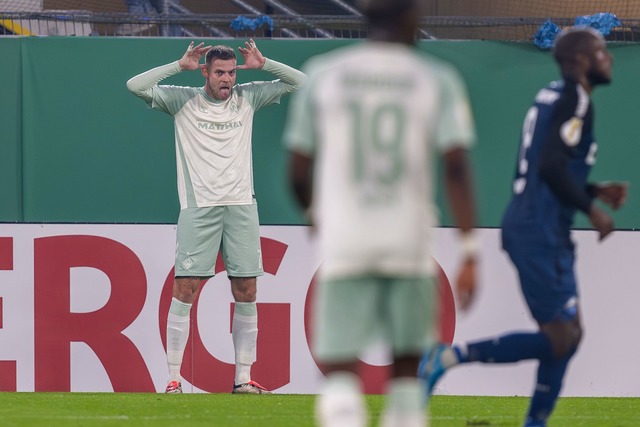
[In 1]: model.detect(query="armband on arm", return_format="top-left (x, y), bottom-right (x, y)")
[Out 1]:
top-left (460, 233), bottom-right (479, 259)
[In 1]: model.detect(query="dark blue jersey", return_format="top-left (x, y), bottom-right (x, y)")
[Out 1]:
top-left (502, 79), bottom-right (597, 249)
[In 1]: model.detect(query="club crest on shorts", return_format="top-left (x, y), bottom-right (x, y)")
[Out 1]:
top-left (181, 256), bottom-right (195, 270)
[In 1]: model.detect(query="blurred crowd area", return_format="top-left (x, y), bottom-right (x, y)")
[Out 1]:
top-left (1, 0), bottom-right (640, 40)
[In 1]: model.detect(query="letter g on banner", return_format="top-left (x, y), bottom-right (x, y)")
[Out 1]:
top-left (158, 237), bottom-right (291, 393)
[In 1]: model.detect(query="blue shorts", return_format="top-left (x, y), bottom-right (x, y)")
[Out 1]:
top-left (505, 245), bottom-right (578, 324)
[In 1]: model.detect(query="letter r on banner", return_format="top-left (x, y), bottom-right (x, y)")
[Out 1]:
top-left (34, 236), bottom-right (153, 391)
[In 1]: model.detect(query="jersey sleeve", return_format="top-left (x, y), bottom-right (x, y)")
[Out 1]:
top-left (237, 80), bottom-right (289, 111)
top-left (150, 85), bottom-right (200, 116)
top-left (538, 84), bottom-right (594, 213)
top-left (435, 65), bottom-right (476, 152)
top-left (126, 61), bottom-right (199, 116)
top-left (282, 61), bottom-right (317, 156)
top-left (240, 58), bottom-right (307, 111)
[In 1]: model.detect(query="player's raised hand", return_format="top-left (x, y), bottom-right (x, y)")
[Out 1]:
top-left (588, 205), bottom-right (615, 241)
top-left (237, 39), bottom-right (266, 70)
top-left (595, 182), bottom-right (628, 210)
top-left (178, 41), bottom-right (212, 71)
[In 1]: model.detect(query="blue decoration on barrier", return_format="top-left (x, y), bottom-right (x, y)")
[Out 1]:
top-left (574, 12), bottom-right (621, 36)
top-left (534, 13), bottom-right (621, 50)
top-left (534, 19), bottom-right (561, 49)
top-left (230, 15), bottom-right (274, 32)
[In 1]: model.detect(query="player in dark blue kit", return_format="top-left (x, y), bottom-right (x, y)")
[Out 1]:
top-left (420, 27), bottom-right (628, 427)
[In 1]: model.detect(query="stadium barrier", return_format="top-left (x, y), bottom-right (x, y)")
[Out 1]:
top-left (1, 37), bottom-right (639, 229)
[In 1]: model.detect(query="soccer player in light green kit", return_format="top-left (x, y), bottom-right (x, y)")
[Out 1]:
top-left (284, 0), bottom-right (479, 425)
top-left (127, 39), bottom-right (306, 394)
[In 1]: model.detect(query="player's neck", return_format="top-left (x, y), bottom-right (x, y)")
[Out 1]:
top-left (562, 73), bottom-right (593, 95)
top-left (368, 28), bottom-right (415, 46)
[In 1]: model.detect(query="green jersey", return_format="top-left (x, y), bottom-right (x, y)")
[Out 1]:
top-left (128, 58), bottom-right (306, 208)
top-left (285, 42), bottom-right (476, 279)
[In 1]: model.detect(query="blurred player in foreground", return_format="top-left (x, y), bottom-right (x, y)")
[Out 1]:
top-left (284, 0), bottom-right (478, 425)
top-left (127, 40), bottom-right (306, 394)
top-left (421, 27), bottom-right (628, 427)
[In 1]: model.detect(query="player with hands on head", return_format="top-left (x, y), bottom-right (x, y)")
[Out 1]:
top-left (420, 27), bottom-right (627, 427)
top-left (127, 39), bottom-right (306, 395)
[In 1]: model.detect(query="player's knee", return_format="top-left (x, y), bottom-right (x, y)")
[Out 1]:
top-left (570, 322), bottom-right (583, 348)
top-left (230, 276), bottom-right (257, 302)
top-left (172, 277), bottom-right (202, 302)
top-left (234, 289), bottom-right (256, 302)
top-left (545, 322), bottom-right (582, 358)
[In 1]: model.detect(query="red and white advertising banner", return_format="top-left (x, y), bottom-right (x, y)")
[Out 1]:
top-left (0, 224), bottom-right (638, 397)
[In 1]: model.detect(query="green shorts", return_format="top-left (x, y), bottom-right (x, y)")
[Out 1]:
top-left (175, 205), bottom-right (264, 278)
top-left (313, 275), bottom-right (437, 363)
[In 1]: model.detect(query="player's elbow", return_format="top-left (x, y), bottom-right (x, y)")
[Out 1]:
top-left (295, 74), bottom-right (309, 90)
top-left (125, 76), bottom-right (151, 97)
top-left (126, 78), bottom-right (153, 103)
top-left (537, 150), bottom-right (565, 184)
top-left (283, 82), bottom-right (304, 94)
top-left (126, 78), bottom-right (141, 95)
top-left (288, 74), bottom-right (309, 92)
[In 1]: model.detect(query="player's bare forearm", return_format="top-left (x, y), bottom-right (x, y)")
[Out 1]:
top-left (588, 204), bottom-right (614, 241)
top-left (288, 151), bottom-right (314, 210)
top-left (456, 259), bottom-right (476, 311)
top-left (443, 148), bottom-right (476, 234)
top-left (444, 147), bottom-right (479, 310)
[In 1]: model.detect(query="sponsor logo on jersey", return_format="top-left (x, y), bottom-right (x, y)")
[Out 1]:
top-left (342, 73), bottom-right (414, 89)
top-left (197, 121), bottom-right (243, 130)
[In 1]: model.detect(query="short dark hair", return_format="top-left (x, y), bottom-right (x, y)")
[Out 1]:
top-left (553, 27), bottom-right (603, 65)
top-left (359, 0), bottom-right (415, 21)
top-left (206, 45), bottom-right (236, 65)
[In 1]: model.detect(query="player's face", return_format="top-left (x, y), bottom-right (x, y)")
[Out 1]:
top-left (203, 59), bottom-right (237, 101)
top-left (588, 39), bottom-right (613, 86)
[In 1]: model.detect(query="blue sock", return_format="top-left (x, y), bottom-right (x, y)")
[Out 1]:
top-left (462, 332), bottom-right (554, 364)
top-left (526, 349), bottom-right (575, 424)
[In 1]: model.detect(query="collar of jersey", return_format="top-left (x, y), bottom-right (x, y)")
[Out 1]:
top-left (200, 86), bottom-right (233, 104)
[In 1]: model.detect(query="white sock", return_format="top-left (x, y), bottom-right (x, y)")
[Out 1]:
top-left (232, 302), bottom-right (258, 385)
top-left (316, 372), bottom-right (367, 427)
top-left (381, 378), bottom-right (428, 427)
top-left (166, 297), bottom-right (191, 382)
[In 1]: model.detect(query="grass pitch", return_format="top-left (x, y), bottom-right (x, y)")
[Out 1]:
top-left (0, 393), bottom-right (638, 426)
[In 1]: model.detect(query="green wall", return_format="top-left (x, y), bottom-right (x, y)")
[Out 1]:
top-left (2, 37), bottom-right (638, 228)
top-left (0, 38), bottom-right (22, 220)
